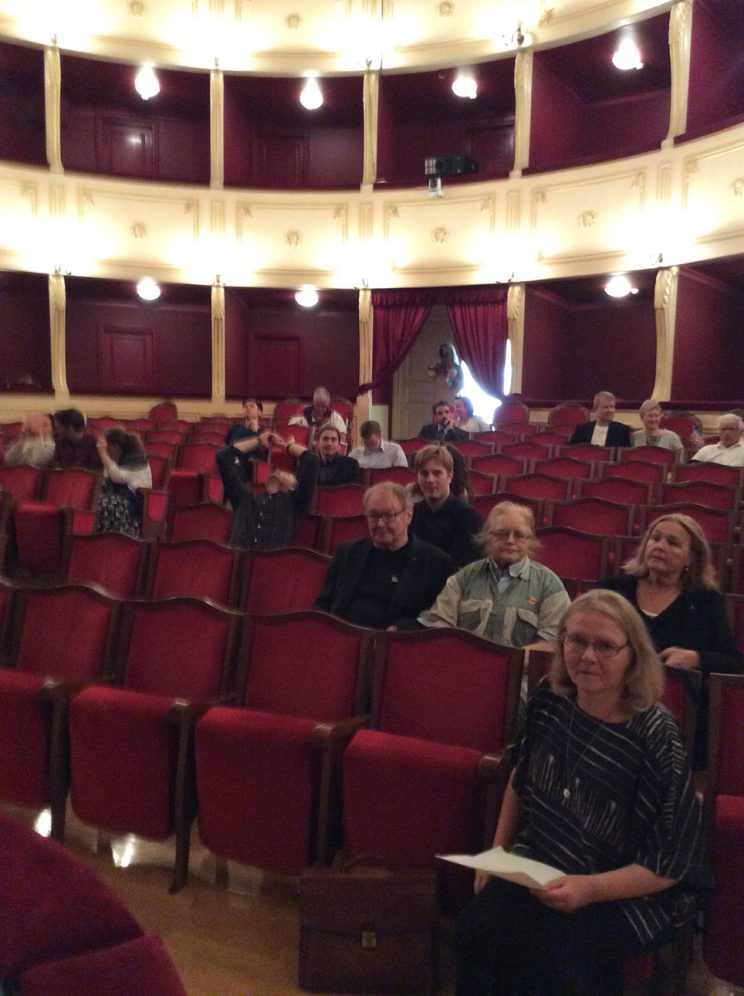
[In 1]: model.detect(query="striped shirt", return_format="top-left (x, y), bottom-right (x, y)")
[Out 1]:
top-left (512, 684), bottom-right (706, 946)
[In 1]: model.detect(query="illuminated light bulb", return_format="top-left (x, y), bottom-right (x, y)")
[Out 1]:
top-left (299, 77), bottom-right (323, 110)
top-left (137, 276), bottom-right (161, 301)
top-left (604, 274), bottom-right (634, 298)
top-left (295, 285), bottom-right (319, 308)
top-left (135, 62), bottom-right (160, 100)
top-left (612, 38), bottom-right (643, 71)
top-left (452, 72), bottom-right (477, 99)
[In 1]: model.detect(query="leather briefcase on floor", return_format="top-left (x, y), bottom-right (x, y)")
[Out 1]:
top-left (299, 857), bottom-right (439, 994)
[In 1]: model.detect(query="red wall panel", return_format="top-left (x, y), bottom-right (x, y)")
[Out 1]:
top-left (521, 290), bottom-right (571, 400)
top-left (686, 0), bottom-right (744, 137)
top-left (529, 57), bottom-right (582, 172)
top-left (0, 276), bottom-right (52, 390)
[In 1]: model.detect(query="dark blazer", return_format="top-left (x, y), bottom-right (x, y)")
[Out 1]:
top-left (419, 422), bottom-right (468, 443)
top-left (568, 420), bottom-right (632, 447)
top-left (314, 535), bottom-right (454, 629)
top-left (317, 454), bottom-right (362, 486)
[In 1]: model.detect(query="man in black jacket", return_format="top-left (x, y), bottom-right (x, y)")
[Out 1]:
top-left (316, 425), bottom-right (362, 485)
top-left (315, 481), bottom-right (453, 629)
top-left (568, 391), bottom-right (632, 447)
top-left (419, 401), bottom-right (468, 443)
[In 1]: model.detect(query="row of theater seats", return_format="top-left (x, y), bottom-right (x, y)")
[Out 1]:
top-left (1, 577), bottom-right (742, 989)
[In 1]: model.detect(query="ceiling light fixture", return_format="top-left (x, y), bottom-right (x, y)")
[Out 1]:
top-left (604, 274), bottom-right (635, 298)
top-left (452, 71), bottom-right (477, 99)
top-left (299, 77), bottom-right (323, 111)
top-left (612, 37), bottom-right (643, 71)
top-left (134, 62), bottom-right (160, 100)
top-left (295, 285), bottom-right (319, 308)
top-left (136, 276), bottom-right (161, 301)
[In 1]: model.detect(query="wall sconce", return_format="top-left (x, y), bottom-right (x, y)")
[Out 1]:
top-left (604, 274), bottom-right (638, 298)
top-left (137, 276), bottom-right (161, 301)
top-left (295, 285), bottom-right (319, 308)
top-left (135, 63), bottom-right (160, 100)
top-left (612, 37), bottom-right (643, 71)
top-left (299, 77), bottom-right (323, 110)
top-left (452, 71), bottom-right (477, 99)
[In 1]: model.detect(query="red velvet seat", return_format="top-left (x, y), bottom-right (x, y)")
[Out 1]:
top-left (620, 444), bottom-right (679, 466)
top-left (532, 457), bottom-right (595, 489)
top-left (145, 440), bottom-right (181, 462)
top-left (64, 532), bottom-right (150, 598)
top-left (577, 475), bottom-right (654, 507)
top-left (455, 439), bottom-right (494, 459)
top-left (534, 526), bottom-right (610, 590)
top-left (178, 442), bottom-right (219, 473)
top-left (469, 453), bottom-right (525, 480)
top-left (657, 480), bottom-right (741, 511)
top-left (640, 502), bottom-right (736, 544)
top-left (167, 470), bottom-right (203, 506)
top-left (69, 598), bottom-right (242, 890)
top-left (468, 470), bottom-right (497, 496)
top-left (502, 473), bottom-right (571, 503)
top-left (703, 675), bottom-right (744, 988)
top-left (600, 460), bottom-right (666, 483)
top-left (169, 502), bottom-right (232, 543)
top-left (343, 630), bottom-right (522, 907)
top-left (147, 539), bottom-right (241, 606)
top-left (660, 665), bottom-right (701, 758)
top-left (293, 512), bottom-right (324, 551)
top-left (558, 443), bottom-right (615, 463)
top-left (322, 514), bottom-right (369, 554)
top-left (674, 462), bottom-right (743, 487)
top-left (195, 612), bottom-right (374, 875)
top-left (473, 429), bottom-right (520, 447)
top-left (367, 466), bottom-right (416, 487)
top-left (148, 453), bottom-right (171, 490)
top-left (493, 399), bottom-right (529, 428)
top-left (241, 547), bottom-right (331, 613)
top-left (547, 402), bottom-right (588, 430)
top-left (0, 465), bottom-right (44, 502)
top-left (502, 441), bottom-right (555, 462)
top-left (314, 483), bottom-right (366, 516)
top-left (0, 585), bottom-right (120, 837)
top-left (546, 497), bottom-right (635, 537)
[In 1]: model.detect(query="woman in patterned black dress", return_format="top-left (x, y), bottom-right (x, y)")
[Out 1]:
top-left (456, 589), bottom-right (706, 995)
top-left (93, 427), bottom-right (152, 537)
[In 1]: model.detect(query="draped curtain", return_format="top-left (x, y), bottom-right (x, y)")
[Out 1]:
top-left (356, 285), bottom-right (508, 399)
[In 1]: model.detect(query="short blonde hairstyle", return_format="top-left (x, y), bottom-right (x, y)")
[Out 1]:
top-left (593, 390), bottom-right (616, 409)
top-left (623, 513), bottom-right (718, 590)
top-left (550, 589), bottom-right (664, 715)
top-left (413, 444), bottom-right (454, 475)
top-left (638, 399), bottom-right (662, 418)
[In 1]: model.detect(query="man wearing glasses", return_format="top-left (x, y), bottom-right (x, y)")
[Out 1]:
top-left (314, 481), bottom-right (453, 629)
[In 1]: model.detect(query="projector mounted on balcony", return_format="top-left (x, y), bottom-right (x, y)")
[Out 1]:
top-left (424, 155), bottom-right (478, 196)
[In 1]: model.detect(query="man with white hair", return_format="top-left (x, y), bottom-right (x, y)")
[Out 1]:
top-left (691, 413), bottom-right (744, 467)
top-left (568, 390), bottom-right (632, 447)
top-left (289, 386), bottom-right (347, 446)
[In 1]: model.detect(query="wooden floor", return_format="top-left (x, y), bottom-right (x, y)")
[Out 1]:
top-left (3, 802), bottom-right (740, 996)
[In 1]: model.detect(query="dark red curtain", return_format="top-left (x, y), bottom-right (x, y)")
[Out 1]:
top-left (446, 286), bottom-right (509, 400)
top-left (357, 290), bottom-right (432, 395)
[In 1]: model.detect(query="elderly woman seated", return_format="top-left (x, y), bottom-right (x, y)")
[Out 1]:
top-left (418, 501), bottom-right (570, 650)
top-left (632, 399), bottom-right (685, 453)
top-left (455, 589), bottom-right (706, 995)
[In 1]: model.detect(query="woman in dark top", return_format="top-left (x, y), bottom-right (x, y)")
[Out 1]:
top-left (597, 513), bottom-right (741, 764)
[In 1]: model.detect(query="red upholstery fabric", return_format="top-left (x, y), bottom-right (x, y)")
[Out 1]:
top-left (123, 602), bottom-right (234, 698)
top-left (470, 454), bottom-right (525, 479)
top-left (502, 474), bottom-right (571, 501)
top-left (343, 729), bottom-right (483, 867)
top-left (559, 444), bottom-right (615, 462)
top-left (314, 485), bottom-right (366, 517)
top-left (620, 445), bottom-right (677, 466)
top-left (533, 457), bottom-right (593, 480)
top-left (151, 540), bottom-right (236, 605)
top-left (149, 402), bottom-right (178, 421)
top-left (167, 470), bottom-right (202, 507)
top-left (535, 527), bottom-right (608, 582)
top-left (323, 515), bottom-right (369, 554)
top-left (243, 616), bottom-right (362, 721)
top-left (604, 461), bottom-right (666, 483)
top-left (170, 503), bottom-right (232, 542)
top-left (19, 935), bottom-right (187, 996)
top-left (579, 476), bottom-right (653, 506)
top-left (244, 549), bottom-right (329, 614)
top-left (714, 683), bottom-right (744, 797)
top-left (45, 469), bottom-right (99, 509)
top-left (0, 670), bottom-right (53, 808)
top-left (549, 498), bottom-right (633, 537)
top-left (675, 462), bottom-right (742, 486)
top-left (14, 503), bottom-right (64, 573)
top-left (196, 707), bottom-right (319, 874)
top-left (66, 533), bottom-right (147, 598)
top-left (377, 637), bottom-right (512, 753)
top-left (0, 465), bottom-right (43, 501)
top-left (645, 503), bottom-right (734, 544)
top-left (704, 795), bottom-right (744, 987)
top-left (659, 481), bottom-right (740, 510)
top-left (0, 811), bottom-right (141, 978)
top-left (179, 443), bottom-right (219, 473)
top-left (16, 588), bottom-right (114, 682)
top-left (70, 686), bottom-right (179, 839)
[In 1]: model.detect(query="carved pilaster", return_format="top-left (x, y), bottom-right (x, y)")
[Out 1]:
top-left (652, 267), bottom-right (679, 399)
top-left (512, 51), bottom-right (533, 176)
top-left (211, 281), bottom-right (226, 404)
top-left (44, 45), bottom-right (62, 173)
top-left (49, 273), bottom-right (69, 399)
top-left (666, 0), bottom-right (693, 144)
top-left (210, 68), bottom-right (224, 190)
top-left (507, 283), bottom-right (525, 393)
top-left (362, 69), bottom-right (379, 188)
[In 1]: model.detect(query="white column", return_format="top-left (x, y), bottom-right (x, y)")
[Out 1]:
top-left (665, 0), bottom-right (693, 146)
top-left (506, 283), bottom-right (525, 393)
top-left (49, 272), bottom-right (69, 401)
top-left (210, 67), bottom-right (224, 189)
top-left (211, 280), bottom-right (226, 406)
top-left (652, 267), bottom-right (679, 400)
top-left (511, 51), bottom-right (533, 177)
top-left (44, 45), bottom-right (62, 173)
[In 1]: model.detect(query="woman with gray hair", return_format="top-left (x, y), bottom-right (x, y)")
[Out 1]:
top-left (418, 501), bottom-right (569, 649)
top-left (456, 589), bottom-right (705, 995)
top-left (632, 400), bottom-right (684, 452)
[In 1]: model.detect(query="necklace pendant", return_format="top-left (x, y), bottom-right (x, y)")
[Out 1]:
top-left (563, 787), bottom-right (571, 800)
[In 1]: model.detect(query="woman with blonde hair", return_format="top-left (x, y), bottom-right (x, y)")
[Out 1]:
top-left (456, 589), bottom-right (705, 995)
top-left (632, 400), bottom-right (684, 452)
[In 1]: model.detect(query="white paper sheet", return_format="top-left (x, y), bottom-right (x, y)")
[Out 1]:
top-left (437, 846), bottom-right (563, 889)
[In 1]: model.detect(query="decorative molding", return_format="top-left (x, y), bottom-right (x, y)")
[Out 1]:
top-left (286, 14), bottom-right (301, 29)
top-left (732, 177), bottom-right (744, 198)
top-left (128, 0), bottom-right (146, 14)
top-left (578, 210), bottom-right (596, 228)
top-left (438, 2), bottom-right (455, 15)
top-left (432, 226), bottom-right (448, 243)
top-left (286, 230), bottom-right (302, 246)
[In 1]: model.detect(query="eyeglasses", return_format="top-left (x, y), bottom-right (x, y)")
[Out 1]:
top-left (563, 633), bottom-right (629, 660)
top-left (488, 529), bottom-right (531, 541)
top-left (365, 509), bottom-right (405, 525)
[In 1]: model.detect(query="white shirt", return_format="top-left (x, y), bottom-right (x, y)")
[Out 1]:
top-left (349, 440), bottom-right (408, 469)
top-left (692, 440), bottom-right (744, 467)
top-left (590, 423), bottom-right (610, 446)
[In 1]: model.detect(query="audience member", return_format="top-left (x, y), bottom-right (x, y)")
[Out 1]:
top-left (568, 391), bottom-right (632, 447)
top-left (691, 413), bottom-right (744, 466)
top-left (225, 398), bottom-right (264, 481)
top-left (94, 428), bottom-right (152, 536)
top-left (289, 386), bottom-right (347, 445)
top-left (316, 425), bottom-right (361, 485)
top-left (456, 589), bottom-right (705, 995)
top-left (4, 412), bottom-right (55, 468)
top-left (632, 400), bottom-right (684, 453)
top-left (53, 408), bottom-right (102, 470)
top-left (419, 502), bottom-right (570, 649)
top-left (453, 396), bottom-right (491, 434)
top-left (409, 444), bottom-right (482, 567)
top-left (419, 400), bottom-right (468, 443)
top-left (314, 481), bottom-right (453, 629)
top-left (216, 431), bottom-right (318, 549)
top-left (348, 420), bottom-right (408, 470)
